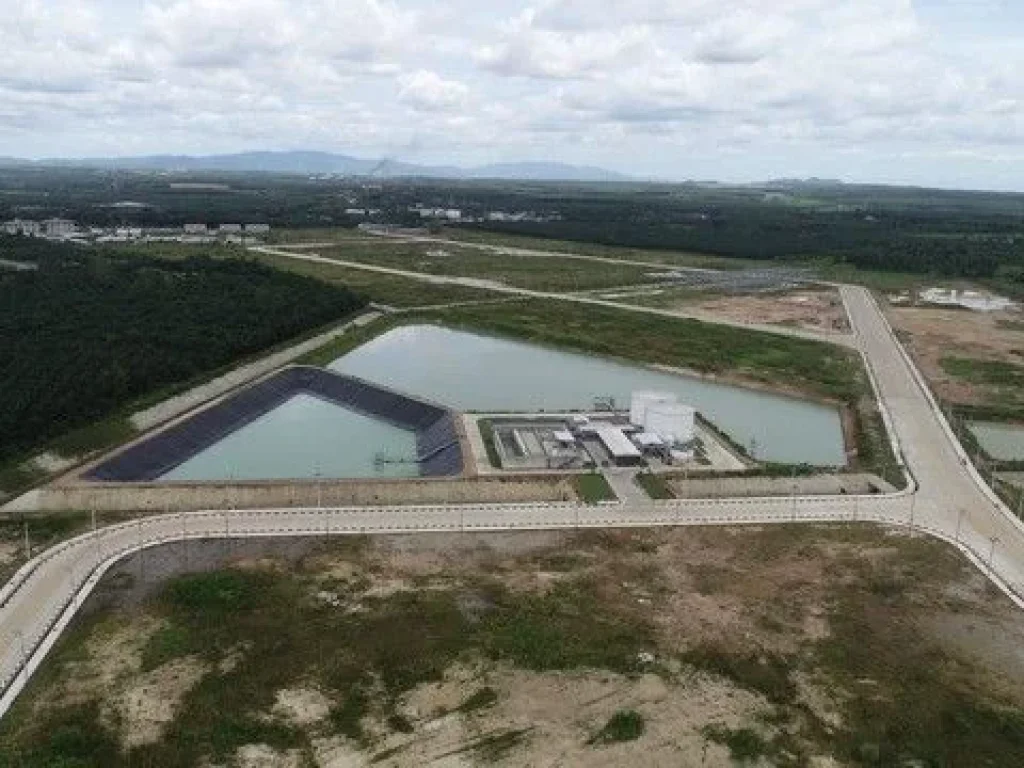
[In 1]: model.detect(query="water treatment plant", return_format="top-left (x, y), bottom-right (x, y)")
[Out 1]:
top-left (28, 322), bottom-right (856, 512)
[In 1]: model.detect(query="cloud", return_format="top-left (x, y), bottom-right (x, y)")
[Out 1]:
top-left (0, 0), bottom-right (1021, 188)
top-left (398, 70), bottom-right (469, 111)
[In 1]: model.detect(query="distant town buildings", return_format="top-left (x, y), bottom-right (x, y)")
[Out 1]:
top-left (2, 219), bottom-right (271, 244)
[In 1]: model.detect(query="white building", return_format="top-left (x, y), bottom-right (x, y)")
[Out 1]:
top-left (183, 223), bottom-right (207, 235)
top-left (219, 223), bottom-right (243, 234)
top-left (630, 391), bottom-right (677, 427)
top-left (42, 218), bottom-right (76, 238)
top-left (244, 223), bottom-right (271, 234)
top-left (643, 403), bottom-right (696, 446)
top-left (595, 425), bottom-right (644, 466)
top-left (3, 219), bottom-right (42, 237)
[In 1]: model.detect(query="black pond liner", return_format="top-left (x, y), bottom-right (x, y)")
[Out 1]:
top-left (85, 366), bottom-right (463, 482)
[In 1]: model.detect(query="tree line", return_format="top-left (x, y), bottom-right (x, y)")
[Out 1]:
top-left (0, 243), bottom-right (366, 462)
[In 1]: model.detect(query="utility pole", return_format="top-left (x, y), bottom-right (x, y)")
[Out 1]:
top-left (15, 629), bottom-right (26, 683)
top-left (23, 520), bottom-right (29, 560)
top-left (909, 493), bottom-right (916, 529)
top-left (989, 535), bottom-right (1001, 572)
top-left (955, 508), bottom-right (965, 543)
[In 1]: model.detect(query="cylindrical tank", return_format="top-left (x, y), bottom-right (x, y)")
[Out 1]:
top-left (629, 391), bottom-right (676, 426)
top-left (643, 403), bottom-right (695, 445)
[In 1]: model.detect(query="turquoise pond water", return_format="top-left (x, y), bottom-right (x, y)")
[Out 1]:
top-left (330, 325), bottom-right (846, 466)
top-left (160, 393), bottom-right (420, 481)
top-left (968, 421), bottom-right (1024, 462)
top-left (158, 324), bottom-right (847, 480)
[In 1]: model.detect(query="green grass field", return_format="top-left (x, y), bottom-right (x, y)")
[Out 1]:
top-left (312, 241), bottom-right (662, 292)
top-left (573, 473), bottom-right (617, 503)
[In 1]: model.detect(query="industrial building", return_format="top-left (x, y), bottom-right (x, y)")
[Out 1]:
top-left (482, 391), bottom-right (707, 472)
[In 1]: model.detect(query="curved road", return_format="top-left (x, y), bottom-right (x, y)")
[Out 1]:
top-left (2, 285), bottom-right (1024, 718)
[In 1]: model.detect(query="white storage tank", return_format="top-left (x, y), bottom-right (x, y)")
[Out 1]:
top-left (629, 391), bottom-right (677, 427)
top-left (643, 403), bottom-right (695, 446)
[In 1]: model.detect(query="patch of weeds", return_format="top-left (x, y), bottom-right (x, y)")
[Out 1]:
top-left (682, 646), bottom-right (797, 706)
top-left (635, 471), bottom-right (675, 499)
top-left (329, 688), bottom-right (371, 744)
top-left (386, 712), bottom-right (414, 734)
top-left (589, 710), bottom-right (646, 745)
top-left (479, 580), bottom-right (654, 673)
top-left (702, 725), bottom-right (773, 763)
top-left (140, 623), bottom-right (192, 671)
top-left (470, 727), bottom-right (532, 762)
top-left (478, 420), bottom-right (502, 468)
top-left (458, 686), bottom-right (499, 714)
top-left (574, 472), bottom-right (617, 503)
top-left (0, 702), bottom-right (121, 768)
top-left (165, 570), bottom-right (263, 615)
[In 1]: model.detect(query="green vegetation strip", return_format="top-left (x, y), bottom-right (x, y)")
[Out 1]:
top-left (248, 247), bottom-right (502, 307)
top-left (635, 472), bottom-right (675, 499)
top-left (314, 240), bottom-right (661, 292)
top-left (574, 473), bottom-right (617, 503)
top-left (942, 357), bottom-right (1024, 402)
top-left (421, 298), bottom-right (863, 402)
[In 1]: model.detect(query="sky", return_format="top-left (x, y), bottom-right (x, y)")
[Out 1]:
top-left (3, 0), bottom-right (1023, 190)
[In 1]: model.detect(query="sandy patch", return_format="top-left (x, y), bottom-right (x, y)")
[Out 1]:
top-left (273, 686), bottom-right (333, 727)
top-left (54, 615), bottom-right (165, 707)
top-left (311, 736), bottom-right (371, 767)
top-left (235, 743), bottom-right (305, 768)
top-left (376, 665), bottom-right (766, 767)
top-left (31, 452), bottom-right (77, 474)
top-left (109, 656), bottom-right (209, 748)
top-left (690, 289), bottom-right (849, 334)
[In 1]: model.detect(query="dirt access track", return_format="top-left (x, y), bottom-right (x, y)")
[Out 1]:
top-left (691, 288), bottom-right (850, 335)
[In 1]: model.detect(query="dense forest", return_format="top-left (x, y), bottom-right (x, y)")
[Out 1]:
top-left (2, 167), bottom-right (1023, 279)
top-left (462, 200), bottom-right (1024, 279)
top-left (0, 241), bottom-right (366, 461)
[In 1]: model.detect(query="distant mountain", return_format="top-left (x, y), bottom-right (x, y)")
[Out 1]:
top-left (467, 162), bottom-right (630, 182)
top-left (20, 150), bottom-right (631, 182)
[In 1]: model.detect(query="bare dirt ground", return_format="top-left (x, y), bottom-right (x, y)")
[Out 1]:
top-left (888, 305), bottom-right (1024, 405)
top-left (6, 527), bottom-right (1024, 767)
top-left (688, 289), bottom-right (851, 335)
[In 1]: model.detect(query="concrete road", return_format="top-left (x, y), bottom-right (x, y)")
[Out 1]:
top-left (842, 284), bottom-right (1024, 595)
top-left (3, 285), bottom-right (1024, 718)
top-left (254, 245), bottom-right (856, 348)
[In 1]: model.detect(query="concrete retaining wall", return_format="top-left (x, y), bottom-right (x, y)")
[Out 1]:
top-left (24, 476), bottom-right (578, 514)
